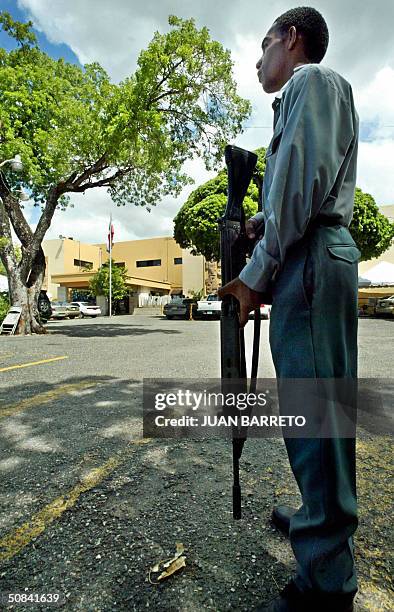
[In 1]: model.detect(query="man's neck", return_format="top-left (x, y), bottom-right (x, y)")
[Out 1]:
top-left (276, 61), bottom-right (312, 97)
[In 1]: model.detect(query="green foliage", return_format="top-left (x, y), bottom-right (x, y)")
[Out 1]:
top-left (174, 148), bottom-right (266, 260)
top-left (89, 261), bottom-right (129, 300)
top-left (350, 189), bottom-right (394, 261)
top-left (0, 12), bottom-right (37, 47)
top-left (0, 292), bottom-right (9, 323)
top-left (0, 11), bottom-right (251, 210)
top-left (189, 288), bottom-right (205, 300)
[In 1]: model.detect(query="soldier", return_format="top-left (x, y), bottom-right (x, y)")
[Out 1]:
top-left (218, 7), bottom-right (360, 612)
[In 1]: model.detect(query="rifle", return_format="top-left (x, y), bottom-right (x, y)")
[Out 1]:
top-left (219, 145), bottom-right (264, 520)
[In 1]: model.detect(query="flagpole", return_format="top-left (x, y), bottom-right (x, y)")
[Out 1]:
top-left (109, 214), bottom-right (112, 318)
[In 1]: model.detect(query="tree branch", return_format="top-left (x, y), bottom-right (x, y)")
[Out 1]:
top-left (16, 185), bottom-right (61, 283)
top-left (69, 167), bottom-right (131, 192)
top-left (0, 199), bottom-right (19, 274)
top-left (154, 59), bottom-right (184, 92)
top-left (0, 172), bottom-right (33, 247)
top-left (149, 88), bottom-right (185, 105)
top-left (70, 153), bottom-right (108, 189)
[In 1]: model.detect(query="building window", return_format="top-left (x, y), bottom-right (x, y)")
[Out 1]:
top-left (136, 259), bottom-right (161, 268)
top-left (114, 262), bottom-right (126, 268)
top-left (74, 259), bottom-right (93, 269)
top-left (174, 257), bottom-right (182, 265)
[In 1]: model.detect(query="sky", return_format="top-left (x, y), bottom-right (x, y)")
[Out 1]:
top-left (2, 0), bottom-right (394, 244)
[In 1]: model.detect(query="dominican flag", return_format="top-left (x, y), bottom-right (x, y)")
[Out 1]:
top-left (107, 216), bottom-right (114, 253)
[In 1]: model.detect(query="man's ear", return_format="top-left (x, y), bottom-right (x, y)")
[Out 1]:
top-left (287, 25), bottom-right (298, 51)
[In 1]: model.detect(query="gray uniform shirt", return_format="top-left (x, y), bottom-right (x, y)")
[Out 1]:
top-left (239, 63), bottom-right (359, 293)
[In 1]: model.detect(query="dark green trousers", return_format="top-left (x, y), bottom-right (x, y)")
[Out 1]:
top-left (269, 224), bottom-right (360, 596)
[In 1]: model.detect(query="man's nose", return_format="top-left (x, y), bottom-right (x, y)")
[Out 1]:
top-left (256, 56), bottom-right (262, 70)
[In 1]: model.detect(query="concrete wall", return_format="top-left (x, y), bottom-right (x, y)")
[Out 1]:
top-left (42, 240), bottom-right (66, 299)
top-left (96, 295), bottom-right (108, 316)
top-left (181, 249), bottom-right (205, 296)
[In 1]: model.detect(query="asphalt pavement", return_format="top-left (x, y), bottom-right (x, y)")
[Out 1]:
top-left (0, 314), bottom-right (392, 611)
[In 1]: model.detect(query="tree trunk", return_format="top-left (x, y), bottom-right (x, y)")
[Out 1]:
top-left (0, 180), bottom-right (53, 335)
top-left (7, 250), bottom-right (47, 335)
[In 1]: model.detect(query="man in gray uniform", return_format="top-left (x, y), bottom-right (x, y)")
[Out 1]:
top-left (218, 7), bottom-right (360, 612)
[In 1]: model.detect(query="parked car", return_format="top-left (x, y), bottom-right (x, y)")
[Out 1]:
top-left (249, 303), bottom-right (271, 320)
top-left (196, 294), bottom-right (222, 319)
top-left (37, 290), bottom-right (52, 321)
top-left (58, 302), bottom-right (80, 319)
top-left (375, 295), bottom-right (394, 317)
top-left (163, 297), bottom-right (197, 320)
top-left (50, 302), bottom-right (68, 319)
top-left (70, 301), bottom-right (101, 318)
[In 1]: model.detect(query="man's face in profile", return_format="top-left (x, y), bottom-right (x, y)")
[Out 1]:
top-left (256, 24), bottom-right (287, 93)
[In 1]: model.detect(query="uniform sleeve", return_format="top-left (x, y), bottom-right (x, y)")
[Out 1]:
top-left (239, 66), bottom-right (355, 292)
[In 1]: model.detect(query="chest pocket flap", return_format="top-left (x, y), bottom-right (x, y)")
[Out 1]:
top-left (327, 244), bottom-right (361, 263)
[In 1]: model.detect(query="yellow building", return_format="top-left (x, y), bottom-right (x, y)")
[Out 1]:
top-left (42, 236), bottom-right (207, 310)
top-left (98, 237), bottom-right (183, 292)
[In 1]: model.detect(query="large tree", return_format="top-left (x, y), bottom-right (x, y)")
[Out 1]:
top-left (174, 151), bottom-right (394, 262)
top-left (174, 148), bottom-right (266, 261)
top-left (0, 12), bottom-right (251, 334)
top-left (350, 188), bottom-right (394, 261)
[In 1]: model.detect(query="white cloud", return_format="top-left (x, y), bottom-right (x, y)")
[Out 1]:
top-left (15, 0), bottom-right (394, 243)
top-left (356, 67), bottom-right (394, 141)
top-left (18, 0), bottom-right (394, 83)
top-left (357, 140), bottom-right (394, 205)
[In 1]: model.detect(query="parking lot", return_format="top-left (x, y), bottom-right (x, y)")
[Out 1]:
top-left (0, 315), bottom-right (392, 611)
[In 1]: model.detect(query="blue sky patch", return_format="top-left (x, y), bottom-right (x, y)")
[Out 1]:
top-left (0, 0), bottom-right (80, 65)
top-left (359, 119), bottom-right (380, 143)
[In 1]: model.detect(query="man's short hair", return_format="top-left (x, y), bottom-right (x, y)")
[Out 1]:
top-left (273, 6), bottom-right (329, 63)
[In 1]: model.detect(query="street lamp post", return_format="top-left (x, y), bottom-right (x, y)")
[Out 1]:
top-left (0, 155), bottom-right (23, 172)
top-left (0, 155), bottom-right (26, 201)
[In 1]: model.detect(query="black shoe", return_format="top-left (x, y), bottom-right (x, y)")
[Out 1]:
top-left (271, 505), bottom-right (296, 536)
top-left (256, 580), bottom-right (355, 611)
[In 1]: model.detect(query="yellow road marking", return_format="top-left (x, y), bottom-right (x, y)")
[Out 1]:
top-left (0, 380), bottom-right (100, 419)
top-left (0, 439), bottom-right (151, 562)
top-left (0, 356), bottom-right (68, 373)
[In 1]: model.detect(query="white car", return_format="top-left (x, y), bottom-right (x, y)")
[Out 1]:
top-left (375, 295), bottom-right (394, 317)
top-left (70, 301), bottom-right (101, 318)
top-left (197, 294), bottom-right (222, 319)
